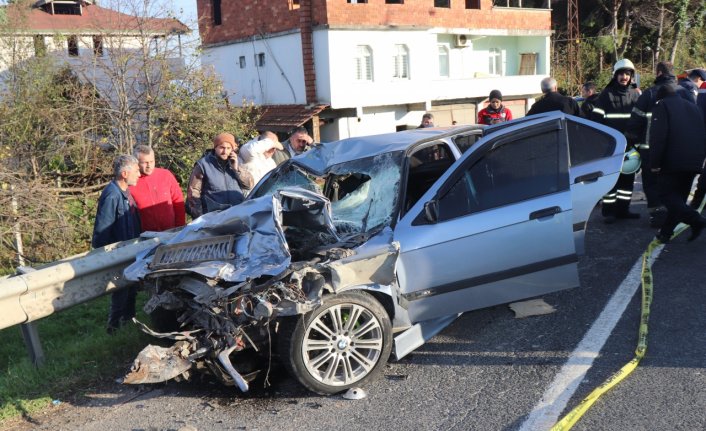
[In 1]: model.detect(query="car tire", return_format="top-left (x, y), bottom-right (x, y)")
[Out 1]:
top-left (277, 290), bottom-right (392, 395)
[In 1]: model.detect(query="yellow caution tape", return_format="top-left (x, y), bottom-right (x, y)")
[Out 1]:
top-left (551, 197), bottom-right (704, 431)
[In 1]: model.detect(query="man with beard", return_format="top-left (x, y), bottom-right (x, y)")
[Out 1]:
top-left (626, 61), bottom-right (695, 228)
top-left (592, 59), bottom-right (641, 223)
top-left (187, 133), bottom-right (254, 218)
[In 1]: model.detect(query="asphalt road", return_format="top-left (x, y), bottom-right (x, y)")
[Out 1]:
top-left (5, 183), bottom-right (706, 431)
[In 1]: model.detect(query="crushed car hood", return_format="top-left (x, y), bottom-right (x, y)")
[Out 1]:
top-left (124, 187), bottom-right (338, 283)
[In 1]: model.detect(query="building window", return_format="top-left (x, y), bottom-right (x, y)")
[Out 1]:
top-left (434, 0), bottom-right (450, 7)
top-left (347, 0), bottom-right (368, 3)
top-left (392, 44), bottom-right (409, 79)
top-left (386, 0), bottom-right (404, 3)
top-left (493, 0), bottom-right (550, 8)
top-left (212, 0), bottom-right (222, 26)
top-left (53, 3), bottom-right (82, 15)
top-left (289, 0), bottom-right (300, 9)
top-left (489, 48), bottom-right (502, 75)
top-left (255, 52), bottom-right (265, 67)
top-left (519, 53), bottom-right (538, 75)
top-left (355, 45), bottom-right (373, 81)
top-left (67, 35), bottom-right (79, 57)
top-left (34, 35), bottom-right (46, 57)
top-left (93, 36), bottom-right (104, 57)
top-left (438, 45), bottom-right (449, 77)
top-left (239, 56), bottom-right (246, 68)
top-left (465, 0), bottom-right (481, 8)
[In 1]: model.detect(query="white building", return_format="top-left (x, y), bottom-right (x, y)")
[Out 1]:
top-left (196, 0), bottom-right (551, 141)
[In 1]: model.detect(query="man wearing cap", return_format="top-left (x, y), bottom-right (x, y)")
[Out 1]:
top-left (186, 132), bottom-right (254, 218)
top-left (273, 126), bottom-right (314, 165)
top-left (526, 77), bottom-right (580, 116)
top-left (626, 61), bottom-right (695, 228)
top-left (239, 131), bottom-right (285, 187)
top-left (591, 59), bottom-right (642, 223)
top-left (477, 90), bottom-right (513, 125)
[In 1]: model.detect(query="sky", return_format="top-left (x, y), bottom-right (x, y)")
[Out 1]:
top-left (171, 0), bottom-right (198, 30)
top-left (170, 0), bottom-right (200, 60)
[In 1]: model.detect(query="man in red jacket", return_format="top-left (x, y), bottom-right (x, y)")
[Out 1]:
top-left (129, 145), bottom-right (186, 232)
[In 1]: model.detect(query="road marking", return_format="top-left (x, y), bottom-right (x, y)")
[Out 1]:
top-left (518, 244), bottom-right (664, 431)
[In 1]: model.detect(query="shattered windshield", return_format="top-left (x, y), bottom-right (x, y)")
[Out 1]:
top-left (253, 164), bottom-right (322, 196)
top-left (254, 151), bottom-right (404, 234)
top-left (327, 152), bottom-right (403, 233)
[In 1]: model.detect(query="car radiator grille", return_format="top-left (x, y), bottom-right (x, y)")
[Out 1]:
top-left (149, 235), bottom-right (236, 269)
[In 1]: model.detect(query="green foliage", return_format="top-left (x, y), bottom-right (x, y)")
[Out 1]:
top-left (0, 294), bottom-right (152, 423)
top-left (0, 30), bottom-right (258, 271)
top-left (150, 70), bottom-right (261, 185)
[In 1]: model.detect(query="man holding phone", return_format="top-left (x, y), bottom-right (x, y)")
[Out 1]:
top-left (186, 132), bottom-right (254, 218)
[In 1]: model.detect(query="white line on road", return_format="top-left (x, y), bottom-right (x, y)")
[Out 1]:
top-left (519, 244), bottom-right (664, 431)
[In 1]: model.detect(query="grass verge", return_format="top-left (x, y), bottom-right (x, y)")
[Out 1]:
top-left (0, 293), bottom-right (151, 424)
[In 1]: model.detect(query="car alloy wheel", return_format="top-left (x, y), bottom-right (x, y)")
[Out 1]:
top-left (278, 291), bottom-right (392, 394)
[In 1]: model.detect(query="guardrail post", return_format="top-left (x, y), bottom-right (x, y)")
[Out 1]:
top-left (20, 322), bottom-right (45, 367)
top-left (12, 189), bottom-right (46, 366)
top-left (16, 266), bottom-right (45, 367)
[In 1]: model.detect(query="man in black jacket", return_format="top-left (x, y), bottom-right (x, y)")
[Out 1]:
top-left (649, 84), bottom-right (706, 243)
top-left (579, 81), bottom-right (599, 118)
top-left (526, 77), bottom-right (580, 116)
top-left (626, 61), bottom-right (695, 228)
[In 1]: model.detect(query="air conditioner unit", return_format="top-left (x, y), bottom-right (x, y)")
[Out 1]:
top-left (454, 34), bottom-right (470, 48)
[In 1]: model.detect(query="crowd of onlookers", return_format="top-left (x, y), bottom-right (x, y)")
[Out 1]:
top-left (91, 126), bottom-right (313, 332)
top-left (90, 59), bottom-right (706, 333)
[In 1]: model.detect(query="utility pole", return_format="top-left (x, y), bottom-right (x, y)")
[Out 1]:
top-left (567, 0), bottom-right (580, 89)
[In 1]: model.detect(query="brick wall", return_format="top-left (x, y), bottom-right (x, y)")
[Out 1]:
top-left (197, 0), bottom-right (550, 46)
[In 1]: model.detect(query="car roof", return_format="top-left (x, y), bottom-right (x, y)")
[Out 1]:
top-left (294, 125), bottom-right (484, 173)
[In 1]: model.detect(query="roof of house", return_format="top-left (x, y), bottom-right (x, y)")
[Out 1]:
top-left (255, 104), bottom-right (330, 133)
top-left (3, 2), bottom-right (189, 35)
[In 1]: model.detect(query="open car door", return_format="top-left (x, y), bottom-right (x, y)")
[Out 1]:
top-left (394, 112), bottom-right (625, 323)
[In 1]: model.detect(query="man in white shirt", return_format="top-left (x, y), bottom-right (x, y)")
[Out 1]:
top-left (239, 131), bottom-right (284, 187)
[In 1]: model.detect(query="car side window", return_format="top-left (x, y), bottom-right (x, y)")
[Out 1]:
top-left (438, 130), bottom-right (566, 221)
top-left (452, 133), bottom-right (478, 154)
top-left (567, 120), bottom-right (615, 165)
top-left (403, 143), bottom-right (455, 215)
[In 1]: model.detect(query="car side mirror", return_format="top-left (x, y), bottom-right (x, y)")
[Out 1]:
top-left (423, 200), bottom-right (439, 224)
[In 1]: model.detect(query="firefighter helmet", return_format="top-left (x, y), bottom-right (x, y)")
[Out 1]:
top-left (621, 148), bottom-right (641, 174)
top-left (613, 59), bottom-right (636, 75)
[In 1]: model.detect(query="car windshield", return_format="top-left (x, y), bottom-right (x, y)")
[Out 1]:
top-left (254, 151), bottom-right (404, 234)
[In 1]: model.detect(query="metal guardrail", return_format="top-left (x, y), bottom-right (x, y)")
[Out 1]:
top-left (0, 234), bottom-right (171, 332)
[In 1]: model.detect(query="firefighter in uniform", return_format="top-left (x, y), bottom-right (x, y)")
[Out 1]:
top-left (591, 59), bottom-right (642, 223)
top-left (625, 61), bottom-right (695, 227)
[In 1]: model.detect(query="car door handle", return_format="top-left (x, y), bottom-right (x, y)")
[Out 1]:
top-left (529, 206), bottom-right (561, 220)
top-left (574, 171), bottom-right (603, 184)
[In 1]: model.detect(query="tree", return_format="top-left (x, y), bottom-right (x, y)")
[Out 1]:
top-left (0, 0), bottom-right (259, 272)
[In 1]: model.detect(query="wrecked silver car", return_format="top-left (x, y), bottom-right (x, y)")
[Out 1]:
top-left (123, 112), bottom-right (627, 394)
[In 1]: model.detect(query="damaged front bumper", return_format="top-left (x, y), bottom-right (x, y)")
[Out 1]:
top-left (122, 188), bottom-right (401, 392)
